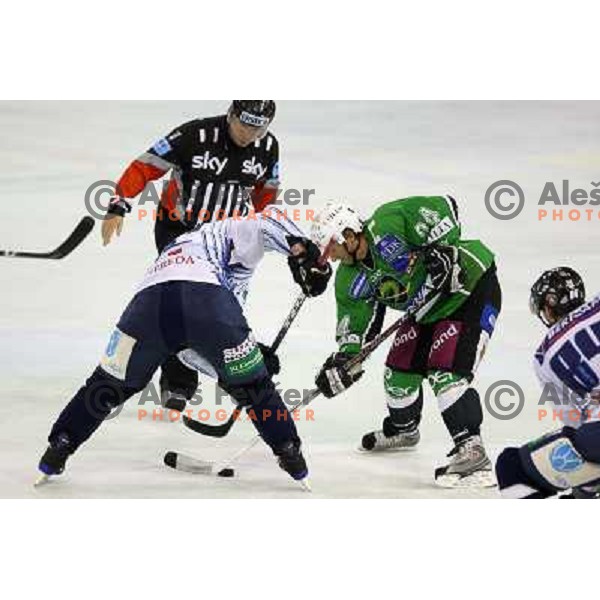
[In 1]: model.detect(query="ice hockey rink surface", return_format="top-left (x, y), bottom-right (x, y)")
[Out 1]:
top-left (1, 100), bottom-right (598, 498)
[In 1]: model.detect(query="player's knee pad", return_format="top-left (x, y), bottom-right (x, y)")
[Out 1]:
top-left (384, 369), bottom-right (424, 431)
top-left (428, 371), bottom-right (469, 411)
top-left (495, 447), bottom-right (553, 499)
top-left (519, 428), bottom-right (600, 493)
top-left (428, 372), bottom-right (482, 442)
top-left (384, 369), bottom-right (422, 409)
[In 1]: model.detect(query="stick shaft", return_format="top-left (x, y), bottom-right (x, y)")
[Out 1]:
top-left (270, 293), bottom-right (306, 353)
top-left (0, 216), bottom-right (94, 259)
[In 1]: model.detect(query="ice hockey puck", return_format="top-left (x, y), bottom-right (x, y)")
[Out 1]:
top-left (217, 468), bottom-right (235, 477)
top-left (164, 451), bottom-right (177, 469)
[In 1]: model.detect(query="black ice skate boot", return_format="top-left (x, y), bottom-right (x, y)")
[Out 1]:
top-left (274, 439), bottom-right (310, 491)
top-left (36, 433), bottom-right (73, 486)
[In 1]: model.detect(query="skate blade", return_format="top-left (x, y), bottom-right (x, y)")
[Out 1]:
top-left (435, 469), bottom-right (497, 489)
top-left (34, 474), bottom-right (50, 488)
top-left (298, 477), bottom-right (312, 492)
top-left (355, 445), bottom-right (419, 454)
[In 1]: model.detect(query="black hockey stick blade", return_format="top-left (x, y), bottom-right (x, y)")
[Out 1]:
top-left (183, 413), bottom-right (238, 438)
top-left (164, 451), bottom-right (213, 474)
top-left (0, 216), bottom-right (95, 259)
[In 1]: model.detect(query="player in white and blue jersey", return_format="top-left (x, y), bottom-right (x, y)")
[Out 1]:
top-left (496, 267), bottom-right (600, 499)
top-left (37, 208), bottom-right (332, 486)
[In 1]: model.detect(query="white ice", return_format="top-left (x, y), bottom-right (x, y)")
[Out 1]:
top-left (1, 101), bottom-right (599, 498)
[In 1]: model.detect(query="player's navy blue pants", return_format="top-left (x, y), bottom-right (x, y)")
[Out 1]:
top-left (48, 281), bottom-right (300, 453)
top-left (155, 216), bottom-right (199, 397)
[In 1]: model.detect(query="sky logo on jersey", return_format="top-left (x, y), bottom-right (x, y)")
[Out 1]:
top-left (242, 156), bottom-right (267, 179)
top-left (153, 138), bottom-right (172, 157)
top-left (192, 151), bottom-right (228, 175)
top-left (375, 234), bottom-right (410, 273)
top-left (550, 441), bottom-right (584, 473)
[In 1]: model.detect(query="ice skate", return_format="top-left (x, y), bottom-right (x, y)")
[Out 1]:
top-left (36, 433), bottom-right (72, 487)
top-left (359, 417), bottom-right (420, 452)
top-left (559, 485), bottom-right (600, 499)
top-left (274, 439), bottom-right (310, 491)
top-left (434, 435), bottom-right (496, 489)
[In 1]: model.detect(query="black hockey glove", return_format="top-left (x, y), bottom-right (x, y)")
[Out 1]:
top-left (422, 244), bottom-right (463, 294)
top-left (287, 237), bottom-right (332, 297)
top-left (315, 352), bottom-right (364, 399)
top-left (106, 196), bottom-right (133, 217)
top-left (258, 343), bottom-right (281, 377)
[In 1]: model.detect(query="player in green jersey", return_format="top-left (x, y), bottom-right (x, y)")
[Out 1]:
top-left (311, 196), bottom-right (502, 488)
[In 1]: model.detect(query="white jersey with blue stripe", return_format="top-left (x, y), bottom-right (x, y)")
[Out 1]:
top-left (534, 294), bottom-right (600, 427)
top-left (136, 207), bottom-right (306, 305)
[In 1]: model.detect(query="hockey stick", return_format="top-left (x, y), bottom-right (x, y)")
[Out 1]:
top-left (270, 292), bottom-right (307, 352)
top-left (163, 436), bottom-right (311, 490)
top-left (301, 284), bottom-right (441, 405)
top-left (164, 435), bottom-right (261, 476)
top-left (0, 216), bottom-right (95, 260)
top-left (164, 288), bottom-right (440, 484)
top-left (182, 293), bottom-right (308, 438)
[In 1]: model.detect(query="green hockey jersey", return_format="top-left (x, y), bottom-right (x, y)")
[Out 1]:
top-left (335, 196), bottom-right (495, 354)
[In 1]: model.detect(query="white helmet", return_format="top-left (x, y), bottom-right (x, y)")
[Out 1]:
top-left (311, 201), bottom-right (364, 251)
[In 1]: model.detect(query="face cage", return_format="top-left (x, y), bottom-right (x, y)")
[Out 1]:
top-left (529, 291), bottom-right (541, 318)
top-left (530, 289), bottom-right (565, 328)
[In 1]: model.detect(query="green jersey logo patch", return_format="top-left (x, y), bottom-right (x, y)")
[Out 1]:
top-left (223, 335), bottom-right (265, 379)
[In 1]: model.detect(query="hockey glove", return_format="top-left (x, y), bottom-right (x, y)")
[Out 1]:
top-left (315, 352), bottom-right (364, 398)
top-left (106, 196), bottom-right (133, 217)
top-left (422, 244), bottom-right (463, 294)
top-left (258, 343), bottom-right (281, 377)
top-left (287, 237), bottom-right (332, 297)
